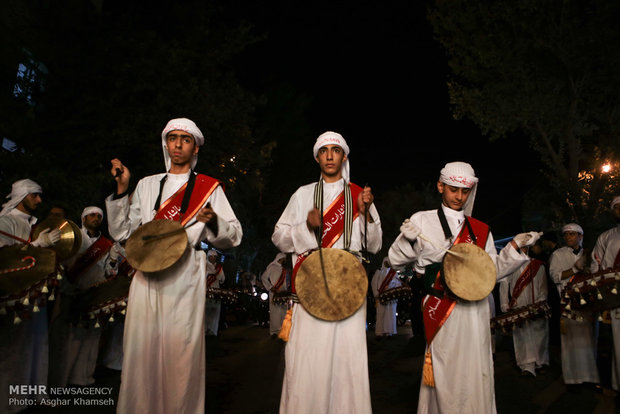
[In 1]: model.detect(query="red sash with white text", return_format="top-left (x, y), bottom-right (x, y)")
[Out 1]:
top-left (422, 217), bottom-right (489, 344)
top-left (508, 259), bottom-right (543, 309)
top-left (66, 236), bottom-right (114, 284)
top-left (290, 183), bottom-right (363, 293)
top-left (154, 174), bottom-right (220, 225)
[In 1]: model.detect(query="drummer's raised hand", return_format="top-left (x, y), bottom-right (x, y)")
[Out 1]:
top-left (110, 158), bottom-right (130, 195)
top-left (197, 203), bottom-right (219, 235)
top-left (512, 231), bottom-right (543, 250)
top-left (357, 186), bottom-right (374, 221)
top-left (306, 208), bottom-right (321, 231)
top-left (400, 219), bottom-right (421, 242)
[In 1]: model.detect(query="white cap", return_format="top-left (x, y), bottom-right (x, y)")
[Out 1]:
top-left (611, 196), bottom-right (620, 210)
top-left (562, 223), bottom-right (583, 235)
top-left (81, 206), bottom-right (103, 220)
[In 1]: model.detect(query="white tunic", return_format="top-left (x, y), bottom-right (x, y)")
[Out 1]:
top-left (272, 179), bottom-right (382, 414)
top-left (0, 209), bottom-right (49, 414)
top-left (106, 171), bottom-right (242, 414)
top-left (550, 246), bottom-right (600, 384)
top-left (49, 227), bottom-right (112, 387)
top-left (261, 261), bottom-right (289, 335)
top-left (371, 266), bottom-right (402, 336)
top-left (590, 224), bottom-right (620, 390)
top-left (388, 205), bottom-right (528, 414)
top-left (499, 259), bottom-right (550, 374)
top-left (205, 261), bottom-right (225, 336)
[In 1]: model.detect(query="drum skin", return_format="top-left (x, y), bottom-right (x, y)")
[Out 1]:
top-left (295, 248), bottom-right (367, 321)
top-left (442, 243), bottom-right (496, 302)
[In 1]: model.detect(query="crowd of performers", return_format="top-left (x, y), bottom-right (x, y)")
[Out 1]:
top-left (0, 116), bottom-right (619, 414)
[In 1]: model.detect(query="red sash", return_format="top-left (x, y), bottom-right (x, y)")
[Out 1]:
top-left (66, 236), bottom-right (114, 284)
top-left (273, 267), bottom-right (287, 291)
top-left (422, 217), bottom-right (489, 344)
top-left (508, 259), bottom-right (543, 309)
top-left (207, 263), bottom-right (223, 287)
top-left (378, 268), bottom-right (397, 295)
top-left (290, 183), bottom-right (363, 293)
top-left (154, 174), bottom-right (221, 225)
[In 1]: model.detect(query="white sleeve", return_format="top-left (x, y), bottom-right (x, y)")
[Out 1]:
top-left (272, 190), bottom-right (318, 255)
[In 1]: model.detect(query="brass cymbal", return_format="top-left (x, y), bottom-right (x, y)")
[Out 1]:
top-left (125, 219), bottom-right (188, 273)
top-left (32, 217), bottom-right (82, 260)
top-left (295, 248), bottom-right (368, 321)
top-left (0, 244), bottom-right (57, 296)
top-left (442, 243), bottom-right (496, 301)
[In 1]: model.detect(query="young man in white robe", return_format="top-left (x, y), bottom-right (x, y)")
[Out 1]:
top-left (499, 244), bottom-right (550, 376)
top-left (106, 118), bottom-right (242, 414)
top-left (261, 252), bottom-right (289, 337)
top-left (550, 223), bottom-right (600, 389)
top-left (272, 131), bottom-right (382, 414)
top-left (590, 196), bottom-right (620, 391)
top-left (205, 249), bottom-right (225, 336)
top-left (48, 206), bottom-right (115, 388)
top-left (0, 179), bottom-right (60, 414)
top-left (388, 161), bottom-right (541, 414)
top-left (371, 257), bottom-right (401, 337)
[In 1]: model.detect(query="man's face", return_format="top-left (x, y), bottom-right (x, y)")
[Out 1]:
top-left (208, 254), bottom-right (217, 263)
top-left (48, 207), bottom-right (65, 219)
top-left (82, 212), bottom-right (102, 232)
top-left (316, 145), bottom-right (346, 180)
top-left (165, 130), bottom-right (199, 167)
top-left (19, 193), bottom-right (42, 214)
top-left (563, 231), bottom-right (582, 249)
top-left (437, 182), bottom-right (471, 211)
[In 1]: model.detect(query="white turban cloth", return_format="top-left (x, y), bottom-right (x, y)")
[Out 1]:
top-left (562, 223), bottom-right (583, 235)
top-left (0, 179), bottom-right (42, 217)
top-left (611, 196), bottom-right (620, 210)
top-left (81, 206), bottom-right (104, 222)
top-left (439, 161), bottom-right (478, 217)
top-left (161, 118), bottom-right (205, 171)
top-left (313, 131), bottom-right (351, 182)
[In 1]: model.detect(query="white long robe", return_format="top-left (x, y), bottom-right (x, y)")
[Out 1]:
top-left (205, 262), bottom-right (225, 336)
top-left (388, 205), bottom-right (529, 414)
top-left (590, 224), bottom-right (620, 390)
top-left (550, 246), bottom-right (600, 385)
top-left (272, 179), bottom-right (382, 414)
top-left (371, 266), bottom-right (401, 336)
top-left (49, 227), bottom-right (112, 387)
top-left (499, 259), bottom-right (550, 375)
top-left (0, 209), bottom-right (49, 414)
top-left (106, 171), bottom-right (242, 414)
top-left (261, 261), bottom-right (289, 335)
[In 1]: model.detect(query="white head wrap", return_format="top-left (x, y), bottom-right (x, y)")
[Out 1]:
top-left (0, 179), bottom-right (42, 217)
top-left (439, 162), bottom-right (478, 216)
top-left (562, 223), bottom-right (583, 235)
top-left (161, 118), bottom-right (205, 171)
top-left (313, 131), bottom-right (350, 182)
top-left (81, 206), bottom-right (104, 223)
top-left (611, 196), bottom-right (620, 210)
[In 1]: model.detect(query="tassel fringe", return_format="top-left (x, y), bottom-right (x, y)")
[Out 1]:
top-left (422, 351), bottom-right (435, 387)
top-left (278, 307), bottom-right (293, 342)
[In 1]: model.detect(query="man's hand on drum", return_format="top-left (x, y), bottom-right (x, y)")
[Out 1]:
top-left (306, 208), bottom-right (321, 231)
top-left (357, 186), bottom-right (374, 221)
top-left (110, 158), bottom-right (130, 195)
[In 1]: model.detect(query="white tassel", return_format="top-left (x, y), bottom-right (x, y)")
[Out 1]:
top-left (41, 285), bottom-right (49, 293)
top-left (108, 315), bottom-right (115, 323)
top-left (22, 297), bottom-right (29, 306)
top-left (48, 292), bottom-right (55, 301)
top-left (13, 314), bottom-right (22, 325)
top-left (94, 321), bottom-right (100, 328)
top-left (33, 304), bottom-right (40, 313)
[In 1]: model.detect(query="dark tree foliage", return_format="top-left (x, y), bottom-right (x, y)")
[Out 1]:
top-left (428, 0), bottom-right (620, 239)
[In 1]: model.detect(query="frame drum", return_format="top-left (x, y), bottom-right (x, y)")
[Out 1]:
top-left (125, 219), bottom-right (188, 273)
top-left (295, 248), bottom-right (367, 321)
top-left (442, 243), bottom-right (496, 301)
